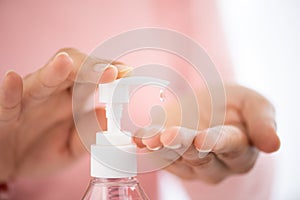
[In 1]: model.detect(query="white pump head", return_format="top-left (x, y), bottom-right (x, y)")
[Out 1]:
top-left (91, 76), bottom-right (169, 178)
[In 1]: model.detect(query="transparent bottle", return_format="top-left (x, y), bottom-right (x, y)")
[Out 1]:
top-left (82, 177), bottom-right (149, 200)
top-left (83, 77), bottom-right (168, 200)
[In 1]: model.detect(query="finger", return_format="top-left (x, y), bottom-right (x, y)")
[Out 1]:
top-left (99, 65), bottom-right (118, 83)
top-left (25, 52), bottom-right (73, 101)
top-left (160, 127), bottom-right (198, 152)
top-left (194, 125), bottom-right (258, 173)
top-left (140, 127), bottom-right (163, 150)
top-left (160, 126), bottom-right (214, 162)
top-left (228, 86), bottom-right (280, 153)
top-left (132, 129), bottom-right (147, 148)
top-left (115, 64), bottom-right (133, 79)
top-left (243, 96), bottom-right (279, 153)
top-left (146, 126), bottom-right (231, 183)
top-left (148, 126), bottom-right (230, 183)
top-left (166, 152), bottom-right (230, 183)
top-left (54, 48), bottom-right (108, 84)
top-left (0, 71), bottom-right (23, 123)
top-left (133, 126), bottom-right (164, 149)
top-left (62, 48), bottom-right (131, 84)
top-left (159, 127), bottom-right (199, 162)
top-left (93, 64), bottom-right (133, 83)
top-left (105, 60), bottom-right (133, 79)
top-left (72, 63), bottom-right (132, 108)
top-left (90, 63), bottom-right (117, 84)
top-left (190, 152), bottom-right (230, 183)
top-left (160, 127), bottom-right (197, 148)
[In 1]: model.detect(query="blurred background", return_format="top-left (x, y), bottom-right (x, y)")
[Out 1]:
top-left (0, 1), bottom-right (298, 199)
top-left (217, 1), bottom-right (300, 199)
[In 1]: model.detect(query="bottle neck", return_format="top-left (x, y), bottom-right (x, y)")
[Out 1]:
top-left (83, 176), bottom-right (149, 200)
top-left (90, 176), bottom-right (139, 186)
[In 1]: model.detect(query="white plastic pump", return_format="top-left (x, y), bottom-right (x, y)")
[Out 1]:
top-left (90, 76), bottom-right (169, 178)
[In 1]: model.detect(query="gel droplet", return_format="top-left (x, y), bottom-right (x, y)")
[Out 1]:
top-left (159, 89), bottom-right (166, 102)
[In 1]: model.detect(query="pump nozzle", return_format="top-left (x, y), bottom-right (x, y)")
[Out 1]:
top-left (99, 76), bottom-right (169, 104)
top-left (91, 76), bottom-right (169, 178)
top-left (98, 76), bottom-right (169, 145)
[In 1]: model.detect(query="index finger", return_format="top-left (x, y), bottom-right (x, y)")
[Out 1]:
top-left (60, 48), bottom-right (132, 84)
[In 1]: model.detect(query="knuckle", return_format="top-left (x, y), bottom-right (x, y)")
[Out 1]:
top-left (0, 106), bottom-right (21, 123)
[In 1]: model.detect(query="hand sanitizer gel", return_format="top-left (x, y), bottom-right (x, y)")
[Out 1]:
top-left (82, 76), bottom-right (169, 200)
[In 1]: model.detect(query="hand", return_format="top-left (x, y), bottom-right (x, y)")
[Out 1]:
top-left (134, 84), bottom-right (280, 183)
top-left (0, 48), bottom-right (132, 181)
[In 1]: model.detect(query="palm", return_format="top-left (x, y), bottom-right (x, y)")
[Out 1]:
top-left (135, 85), bottom-right (280, 183)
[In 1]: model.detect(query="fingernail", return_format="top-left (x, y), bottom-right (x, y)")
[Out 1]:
top-left (4, 70), bottom-right (15, 77)
top-left (197, 149), bottom-right (211, 159)
top-left (93, 63), bottom-right (114, 72)
top-left (1, 70), bottom-right (14, 85)
top-left (116, 65), bottom-right (133, 78)
top-left (146, 145), bottom-right (163, 151)
top-left (115, 64), bottom-right (133, 72)
top-left (165, 144), bottom-right (182, 150)
top-left (55, 52), bottom-right (73, 63)
top-left (136, 126), bottom-right (162, 140)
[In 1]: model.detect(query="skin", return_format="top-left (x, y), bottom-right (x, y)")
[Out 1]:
top-left (0, 48), bottom-right (280, 185)
top-left (134, 84), bottom-right (280, 183)
top-left (0, 48), bottom-right (132, 181)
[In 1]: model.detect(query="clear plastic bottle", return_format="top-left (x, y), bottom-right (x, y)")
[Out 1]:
top-left (82, 77), bottom-right (168, 200)
top-left (82, 177), bottom-right (149, 200)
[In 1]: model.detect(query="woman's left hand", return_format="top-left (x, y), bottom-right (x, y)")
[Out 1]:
top-left (134, 84), bottom-right (280, 183)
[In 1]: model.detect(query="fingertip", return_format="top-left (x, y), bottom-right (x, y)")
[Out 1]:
top-left (142, 134), bottom-right (162, 150)
top-left (258, 126), bottom-right (280, 153)
top-left (52, 52), bottom-right (74, 74)
top-left (241, 89), bottom-right (280, 153)
top-left (193, 127), bottom-right (225, 152)
top-left (268, 134), bottom-right (281, 152)
top-left (99, 65), bottom-right (118, 83)
top-left (0, 70), bottom-right (23, 108)
top-left (3, 70), bottom-right (23, 85)
top-left (193, 131), bottom-right (207, 150)
top-left (56, 51), bottom-right (73, 61)
top-left (132, 129), bottom-right (148, 148)
top-left (251, 121), bottom-right (281, 153)
top-left (2, 70), bottom-right (23, 92)
top-left (41, 52), bottom-right (74, 87)
top-left (274, 134), bottom-right (281, 151)
top-left (115, 65), bottom-right (133, 79)
top-left (133, 137), bottom-right (146, 148)
top-left (160, 127), bottom-right (180, 146)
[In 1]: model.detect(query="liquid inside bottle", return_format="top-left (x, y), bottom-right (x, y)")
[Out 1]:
top-left (82, 177), bottom-right (149, 200)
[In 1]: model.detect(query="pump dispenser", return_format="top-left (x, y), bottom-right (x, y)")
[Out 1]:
top-left (82, 76), bottom-right (169, 200)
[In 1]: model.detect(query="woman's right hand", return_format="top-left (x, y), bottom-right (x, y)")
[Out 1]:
top-left (0, 48), bottom-right (132, 182)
